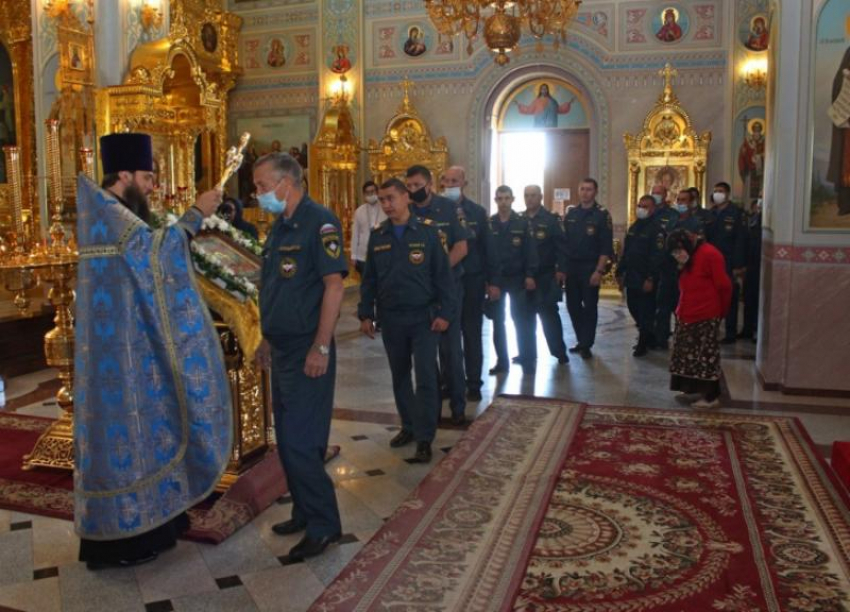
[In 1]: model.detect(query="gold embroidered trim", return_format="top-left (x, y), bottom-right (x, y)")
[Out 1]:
top-left (79, 228), bottom-right (190, 498)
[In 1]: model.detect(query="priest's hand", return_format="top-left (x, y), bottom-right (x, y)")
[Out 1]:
top-left (254, 339), bottom-right (271, 369)
top-left (194, 188), bottom-right (224, 217)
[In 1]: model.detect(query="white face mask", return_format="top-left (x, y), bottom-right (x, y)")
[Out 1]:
top-left (676, 203), bottom-right (689, 214)
top-left (636, 207), bottom-right (650, 220)
top-left (712, 192), bottom-right (727, 205)
top-left (442, 186), bottom-right (462, 202)
top-left (652, 194), bottom-right (663, 205)
top-left (365, 194), bottom-right (378, 204)
top-left (673, 250), bottom-right (690, 266)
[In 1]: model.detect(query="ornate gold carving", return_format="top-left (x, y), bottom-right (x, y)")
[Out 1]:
top-left (96, 0), bottom-right (243, 207)
top-left (0, 0), bottom-right (38, 237)
top-left (216, 323), bottom-right (273, 492)
top-left (366, 77), bottom-right (449, 186)
top-left (623, 63), bottom-right (712, 221)
top-left (309, 85), bottom-right (359, 259)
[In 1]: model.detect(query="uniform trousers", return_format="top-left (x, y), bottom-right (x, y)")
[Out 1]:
top-left (565, 262), bottom-right (601, 349)
top-left (723, 263), bottom-right (740, 340)
top-left (529, 272), bottom-right (567, 360)
top-left (380, 309), bottom-right (440, 442)
top-left (654, 268), bottom-right (679, 346)
top-left (492, 281), bottom-right (533, 368)
top-left (438, 279), bottom-right (466, 417)
top-left (626, 285), bottom-right (657, 345)
top-left (741, 266), bottom-right (759, 336)
top-left (461, 273), bottom-right (486, 392)
top-left (271, 336), bottom-right (341, 539)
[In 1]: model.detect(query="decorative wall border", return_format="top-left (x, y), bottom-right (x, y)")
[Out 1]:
top-left (763, 241), bottom-right (850, 265)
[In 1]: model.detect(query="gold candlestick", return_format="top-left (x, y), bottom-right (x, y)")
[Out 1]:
top-left (2, 146), bottom-right (24, 255)
top-left (79, 147), bottom-right (95, 180)
top-left (45, 119), bottom-right (67, 252)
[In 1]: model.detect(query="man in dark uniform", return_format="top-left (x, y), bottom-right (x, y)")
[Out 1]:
top-left (489, 185), bottom-right (538, 374)
top-left (706, 181), bottom-right (747, 343)
top-left (674, 188), bottom-right (708, 235)
top-left (650, 184), bottom-right (679, 350)
top-left (522, 184), bottom-right (569, 367)
top-left (687, 187), bottom-right (715, 235)
top-left (739, 197), bottom-right (762, 341)
top-left (617, 195), bottom-right (667, 356)
top-left (405, 165), bottom-right (468, 425)
top-left (441, 166), bottom-right (498, 401)
top-left (254, 152), bottom-right (346, 561)
top-left (358, 178), bottom-right (457, 463)
top-left (563, 178), bottom-right (613, 359)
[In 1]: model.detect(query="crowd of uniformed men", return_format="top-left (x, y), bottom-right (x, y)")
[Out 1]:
top-left (353, 168), bottom-right (762, 465)
top-left (252, 151), bottom-right (761, 560)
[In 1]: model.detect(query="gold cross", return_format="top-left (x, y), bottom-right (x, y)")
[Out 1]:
top-left (400, 76), bottom-right (413, 111)
top-left (658, 63), bottom-right (678, 103)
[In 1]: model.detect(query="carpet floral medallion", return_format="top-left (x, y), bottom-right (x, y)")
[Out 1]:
top-left (310, 397), bottom-right (850, 612)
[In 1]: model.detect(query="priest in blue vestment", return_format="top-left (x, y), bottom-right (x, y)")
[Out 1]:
top-left (74, 133), bottom-right (232, 569)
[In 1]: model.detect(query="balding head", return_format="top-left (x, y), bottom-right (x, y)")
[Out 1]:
top-left (524, 184), bottom-right (543, 215)
top-left (442, 166), bottom-right (467, 202)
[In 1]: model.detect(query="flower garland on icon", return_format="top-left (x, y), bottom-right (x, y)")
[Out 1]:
top-left (151, 211), bottom-right (262, 303)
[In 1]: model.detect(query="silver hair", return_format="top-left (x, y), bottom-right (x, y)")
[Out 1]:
top-left (254, 152), bottom-right (303, 184)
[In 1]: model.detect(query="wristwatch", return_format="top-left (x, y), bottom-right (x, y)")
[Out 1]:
top-left (312, 343), bottom-right (330, 356)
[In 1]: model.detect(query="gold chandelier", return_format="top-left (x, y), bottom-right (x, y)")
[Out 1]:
top-left (424, 0), bottom-right (582, 66)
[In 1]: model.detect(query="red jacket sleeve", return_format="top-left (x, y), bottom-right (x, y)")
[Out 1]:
top-left (709, 247), bottom-right (733, 317)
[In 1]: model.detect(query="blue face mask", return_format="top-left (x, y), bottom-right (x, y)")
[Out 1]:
top-left (258, 179), bottom-right (288, 215)
top-left (652, 194), bottom-right (663, 205)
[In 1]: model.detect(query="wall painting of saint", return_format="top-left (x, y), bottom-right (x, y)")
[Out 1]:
top-left (810, 0), bottom-right (850, 229)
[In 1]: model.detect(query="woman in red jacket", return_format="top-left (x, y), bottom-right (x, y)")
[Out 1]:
top-left (666, 229), bottom-right (733, 408)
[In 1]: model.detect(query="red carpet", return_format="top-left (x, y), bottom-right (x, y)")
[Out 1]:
top-left (0, 412), bottom-right (340, 544)
top-left (310, 396), bottom-right (850, 611)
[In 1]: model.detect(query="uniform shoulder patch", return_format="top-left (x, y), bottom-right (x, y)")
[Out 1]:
top-left (319, 222), bottom-right (338, 235)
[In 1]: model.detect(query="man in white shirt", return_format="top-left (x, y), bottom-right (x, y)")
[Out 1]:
top-left (351, 180), bottom-right (386, 277)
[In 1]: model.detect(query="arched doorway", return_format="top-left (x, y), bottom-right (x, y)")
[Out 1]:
top-left (487, 72), bottom-right (595, 214)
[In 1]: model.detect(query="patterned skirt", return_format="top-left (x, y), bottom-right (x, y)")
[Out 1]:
top-left (670, 318), bottom-right (722, 397)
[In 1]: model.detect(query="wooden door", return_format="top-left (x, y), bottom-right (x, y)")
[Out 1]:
top-left (543, 129), bottom-right (590, 214)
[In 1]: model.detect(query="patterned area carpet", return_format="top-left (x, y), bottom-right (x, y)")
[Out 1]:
top-left (0, 412), bottom-right (339, 544)
top-left (310, 396), bottom-right (850, 612)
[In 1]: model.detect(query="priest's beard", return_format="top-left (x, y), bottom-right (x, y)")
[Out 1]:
top-left (123, 183), bottom-right (151, 224)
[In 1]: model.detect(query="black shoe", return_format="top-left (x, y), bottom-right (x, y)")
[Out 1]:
top-left (557, 355), bottom-right (569, 364)
top-left (86, 551), bottom-right (158, 571)
top-left (272, 519), bottom-right (307, 536)
top-left (632, 345), bottom-right (648, 357)
top-left (568, 344), bottom-right (582, 353)
top-left (390, 430), bottom-right (414, 448)
top-left (450, 414), bottom-right (467, 426)
top-left (287, 532), bottom-right (342, 561)
top-left (411, 441), bottom-right (432, 463)
top-left (579, 347), bottom-right (592, 359)
top-left (511, 356), bottom-right (521, 364)
top-left (737, 331), bottom-right (753, 339)
top-left (489, 364), bottom-right (508, 375)
top-left (720, 337), bottom-right (737, 345)
top-left (466, 388), bottom-right (482, 401)
top-left (654, 341), bottom-right (669, 351)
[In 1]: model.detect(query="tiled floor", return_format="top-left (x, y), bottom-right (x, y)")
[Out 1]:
top-left (1, 293), bottom-right (848, 612)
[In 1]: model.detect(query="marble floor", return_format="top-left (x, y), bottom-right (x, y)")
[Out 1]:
top-left (1, 293), bottom-right (849, 612)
